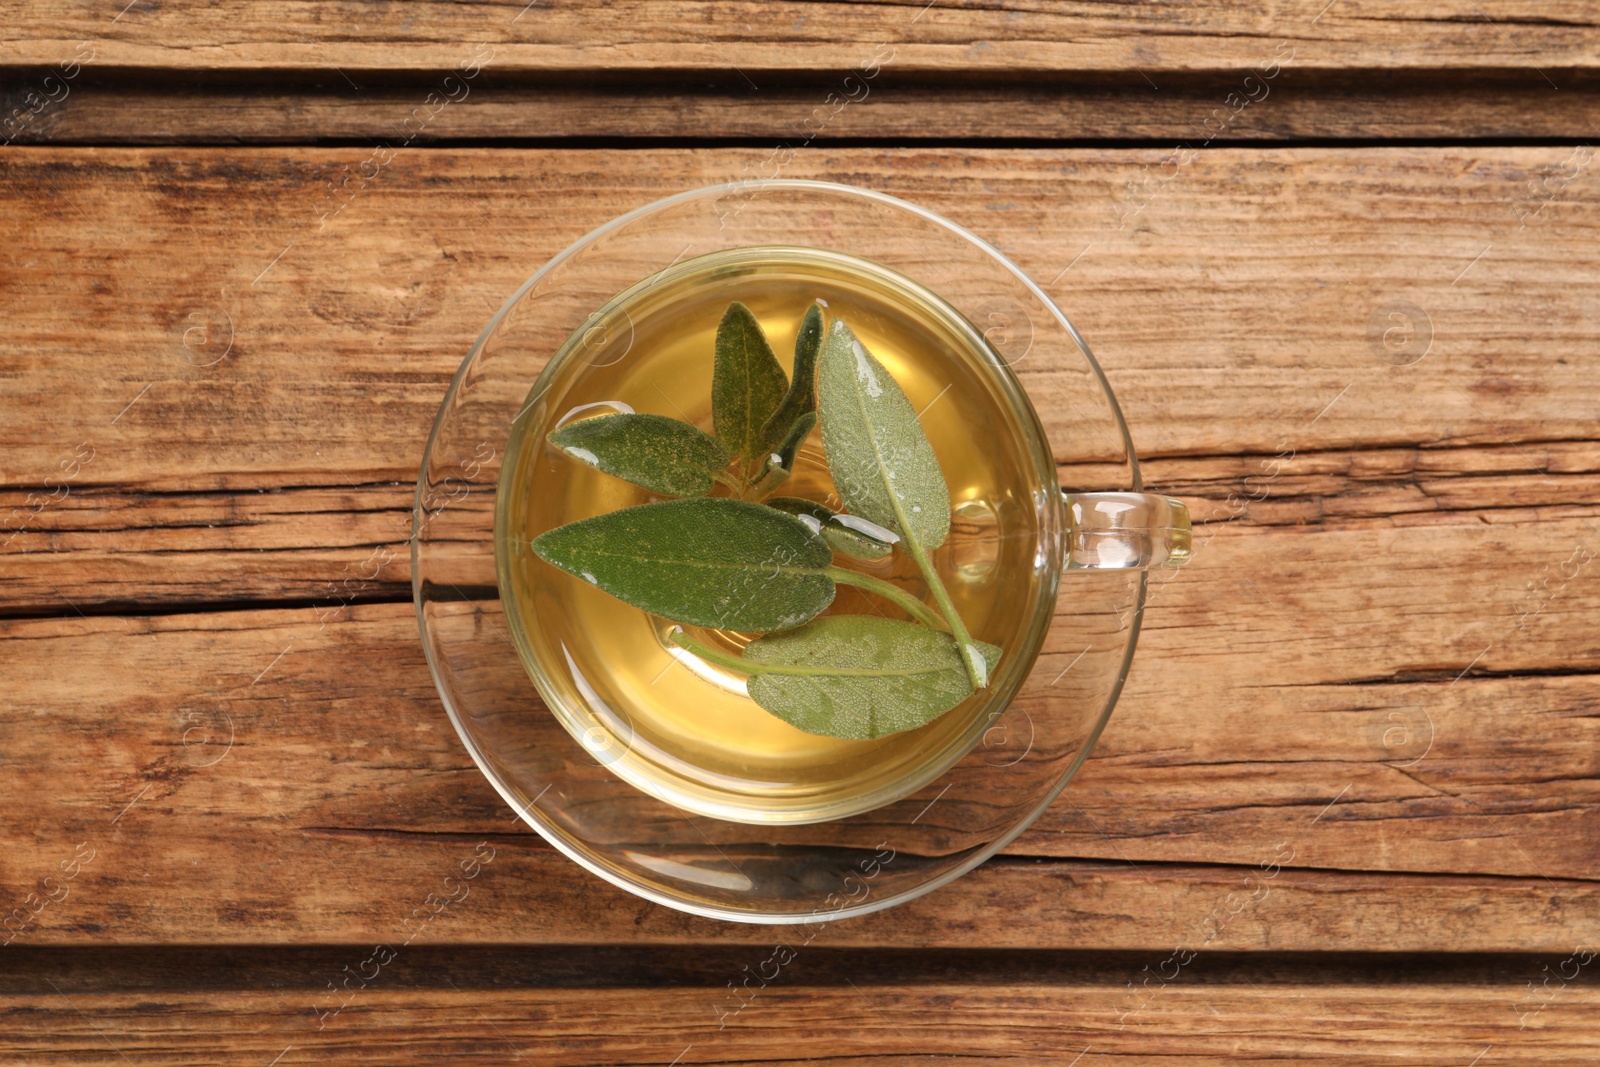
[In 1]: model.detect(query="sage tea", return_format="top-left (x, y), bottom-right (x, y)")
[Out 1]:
top-left (496, 247), bottom-right (1052, 823)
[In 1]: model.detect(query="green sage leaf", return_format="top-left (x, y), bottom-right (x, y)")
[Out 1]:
top-left (531, 498), bottom-right (834, 632)
top-left (817, 317), bottom-right (985, 689)
top-left (548, 413), bottom-right (729, 497)
top-left (748, 411), bottom-right (817, 498)
top-left (766, 496), bottom-right (893, 562)
top-left (741, 616), bottom-right (1002, 739)
top-left (817, 319), bottom-right (952, 550)
top-left (712, 301), bottom-right (789, 464)
top-left (773, 409), bottom-right (817, 475)
top-left (758, 302), bottom-right (824, 456)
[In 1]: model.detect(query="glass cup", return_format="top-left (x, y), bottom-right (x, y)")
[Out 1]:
top-left (415, 180), bottom-right (1190, 923)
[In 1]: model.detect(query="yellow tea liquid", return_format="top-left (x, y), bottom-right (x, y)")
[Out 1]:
top-left (496, 247), bottom-right (1053, 823)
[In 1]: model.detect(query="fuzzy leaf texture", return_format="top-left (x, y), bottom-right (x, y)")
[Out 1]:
top-left (772, 409), bottom-right (817, 476)
top-left (712, 301), bottom-right (789, 464)
top-left (758, 302), bottom-right (825, 457)
top-left (742, 616), bottom-right (1002, 739)
top-left (548, 413), bottom-right (729, 497)
top-left (816, 319), bottom-right (952, 550)
top-left (532, 498), bottom-right (834, 631)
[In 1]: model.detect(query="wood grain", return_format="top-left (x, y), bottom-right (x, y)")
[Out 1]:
top-left (9, 440), bottom-right (1600, 607)
top-left (1, 600), bottom-right (1596, 949)
top-left (1, 146), bottom-right (1597, 945)
top-left (7, 498), bottom-right (1598, 890)
top-left (1, 146), bottom-right (1595, 494)
top-left (2, 0), bottom-right (1596, 74)
top-left (0, 483), bottom-right (415, 612)
top-left (3, 953), bottom-right (1597, 1065)
top-left (4, 11), bottom-right (1594, 1059)
top-left (11, 72), bottom-right (1599, 145)
top-left (5, 456), bottom-right (1597, 889)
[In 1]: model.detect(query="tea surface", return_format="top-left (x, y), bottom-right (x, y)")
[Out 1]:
top-left (497, 248), bottom-right (1053, 822)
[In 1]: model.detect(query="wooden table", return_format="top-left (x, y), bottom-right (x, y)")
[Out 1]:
top-left (3, 3), bottom-right (1598, 1062)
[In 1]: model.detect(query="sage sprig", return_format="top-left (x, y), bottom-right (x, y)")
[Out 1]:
top-left (816, 319), bottom-right (987, 688)
top-left (531, 301), bottom-right (1000, 739)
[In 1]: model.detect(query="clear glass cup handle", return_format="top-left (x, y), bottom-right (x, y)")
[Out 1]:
top-left (1062, 492), bottom-right (1192, 569)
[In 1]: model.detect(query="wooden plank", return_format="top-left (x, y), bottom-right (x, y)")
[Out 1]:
top-left (1023, 481), bottom-right (1600, 876)
top-left (7, 439), bottom-right (1600, 610)
top-left (7, 816), bottom-right (1595, 951)
top-left (1, 146), bottom-right (1596, 496)
top-left (1, 601), bottom-right (1597, 950)
top-left (2, 1), bottom-right (1596, 75)
top-left (11, 72), bottom-right (1600, 144)
top-left (1, 956), bottom-right (1597, 1064)
top-left (0, 483), bottom-right (415, 612)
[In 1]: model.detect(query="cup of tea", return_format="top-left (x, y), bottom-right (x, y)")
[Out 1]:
top-left (417, 180), bottom-right (1189, 922)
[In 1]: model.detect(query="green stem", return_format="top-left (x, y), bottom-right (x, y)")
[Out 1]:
top-left (824, 566), bottom-right (946, 631)
top-left (667, 629), bottom-right (955, 678)
top-left (841, 352), bottom-right (987, 688)
top-left (748, 459), bottom-right (791, 498)
top-left (901, 537), bottom-right (986, 689)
